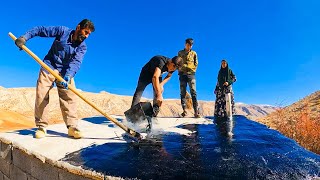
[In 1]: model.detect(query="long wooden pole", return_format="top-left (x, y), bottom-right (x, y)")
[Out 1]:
top-left (8, 32), bottom-right (141, 140)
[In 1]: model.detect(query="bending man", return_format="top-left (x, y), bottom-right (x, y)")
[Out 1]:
top-left (131, 55), bottom-right (182, 116)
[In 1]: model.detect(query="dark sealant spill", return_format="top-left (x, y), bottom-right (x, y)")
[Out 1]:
top-left (61, 115), bottom-right (320, 179)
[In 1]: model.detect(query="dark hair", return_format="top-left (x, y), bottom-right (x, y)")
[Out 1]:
top-left (172, 56), bottom-right (182, 67)
top-left (78, 19), bottom-right (95, 32)
top-left (185, 38), bottom-right (194, 45)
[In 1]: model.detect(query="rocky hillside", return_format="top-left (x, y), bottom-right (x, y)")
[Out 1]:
top-left (0, 87), bottom-right (276, 131)
top-left (258, 91), bottom-right (320, 154)
top-left (258, 91), bottom-right (320, 127)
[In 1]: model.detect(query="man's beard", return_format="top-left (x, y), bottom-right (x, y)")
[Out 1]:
top-left (76, 34), bottom-right (86, 43)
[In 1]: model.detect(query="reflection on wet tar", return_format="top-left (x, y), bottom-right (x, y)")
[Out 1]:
top-left (61, 116), bottom-right (320, 179)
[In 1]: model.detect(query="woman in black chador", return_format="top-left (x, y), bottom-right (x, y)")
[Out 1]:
top-left (214, 59), bottom-right (236, 118)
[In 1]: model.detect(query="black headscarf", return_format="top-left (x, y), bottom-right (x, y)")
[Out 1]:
top-left (218, 60), bottom-right (232, 87)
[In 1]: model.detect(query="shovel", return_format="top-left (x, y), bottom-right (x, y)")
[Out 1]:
top-left (8, 32), bottom-right (142, 141)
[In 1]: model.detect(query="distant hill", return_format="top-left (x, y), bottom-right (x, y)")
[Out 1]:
top-left (0, 87), bottom-right (276, 131)
top-left (259, 91), bottom-right (320, 127)
top-left (258, 91), bottom-right (320, 154)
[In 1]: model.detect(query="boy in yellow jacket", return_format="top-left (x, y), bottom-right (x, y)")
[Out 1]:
top-left (178, 38), bottom-right (200, 118)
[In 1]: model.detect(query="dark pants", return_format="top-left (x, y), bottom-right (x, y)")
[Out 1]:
top-left (179, 74), bottom-right (198, 113)
top-left (131, 70), bottom-right (162, 108)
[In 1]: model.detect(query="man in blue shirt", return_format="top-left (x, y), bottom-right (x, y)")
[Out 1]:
top-left (15, 19), bottom-right (95, 139)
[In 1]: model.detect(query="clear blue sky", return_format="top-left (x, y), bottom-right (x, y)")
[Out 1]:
top-left (0, 0), bottom-right (319, 106)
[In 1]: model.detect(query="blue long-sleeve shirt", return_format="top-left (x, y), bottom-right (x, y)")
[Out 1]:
top-left (22, 26), bottom-right (87, 77)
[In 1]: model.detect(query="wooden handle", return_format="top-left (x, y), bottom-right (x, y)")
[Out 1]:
top-left (8, 32), bottom-right (141, 139)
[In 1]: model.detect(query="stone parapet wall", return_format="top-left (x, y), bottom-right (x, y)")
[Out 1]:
top-left (0, 138), bottom-right (110, 180)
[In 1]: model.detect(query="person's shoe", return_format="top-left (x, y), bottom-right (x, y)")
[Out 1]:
top-left (35, 127), bottom-right (47, 139)
top-left (68, 127), bottom-right (82, 139)
top-left (181, 110), bottom-right (187, 117)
